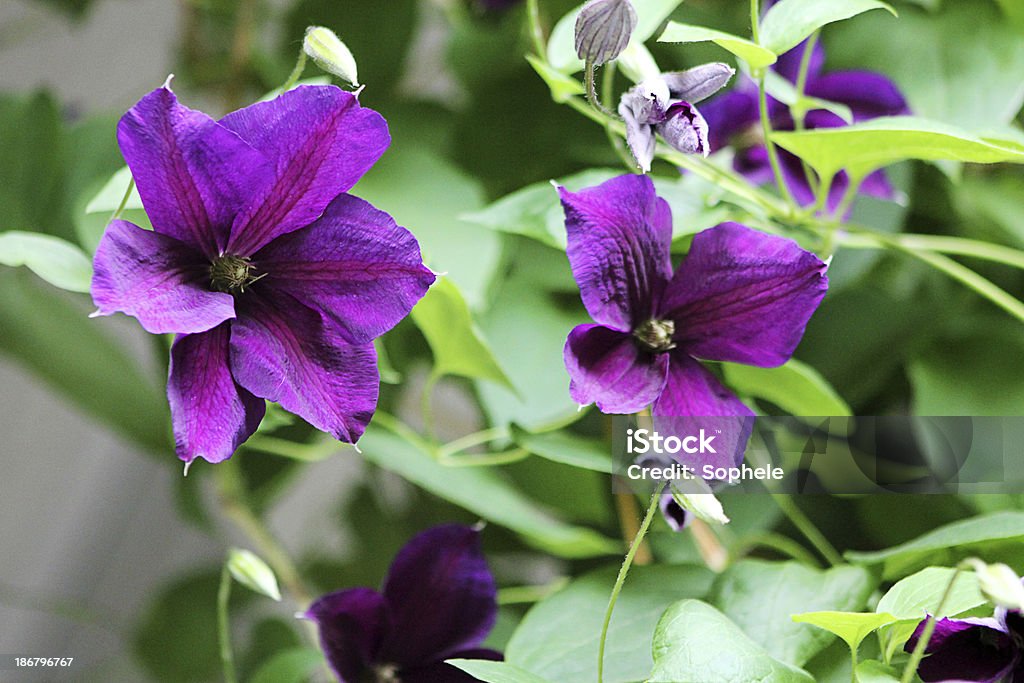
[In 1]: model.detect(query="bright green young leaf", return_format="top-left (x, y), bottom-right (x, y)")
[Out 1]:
top-left (771, 116), bottom-right (1024, 183)
top-left (226, 548), bottom-right (281, 601)
top-left (648, 600), bottom-right (814, 682)
top-left (249, 648), bottom-right (324, 683)
top-left (659, 22), bottom-right (778, 70)
top-left (509, 425), bottom-right (613, 473)
top-left (0, 231), bottom-right (93, 293)
top-left (722, 359), bottom-right (852, 416)
top-left (759, 0), bottom-right (896, 56)
top-left (547, 0), bottom-right (685, 73)
top-left (712, 561), bottom-right (875, 666)
top-left (448, 660), bottom-right (552, 683)
top-left (358, 424), bottom-right (618, 558)
top-left (411, 277), bottom-right (514, 390)
top-left (846, 511), bottom-right (1024, 579)
top-left (525, 55), bottom-right (585, 104)
top-left (790, 611), bottom-right (896, 651)
top-left (874, 566), bottom-right (987, 661)
top-left (506, 565), bottom-right (714, 682)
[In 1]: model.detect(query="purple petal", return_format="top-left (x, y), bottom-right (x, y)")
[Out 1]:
top-left (660, 223), bottom-right (828, 367)
top-left (117, 86), bottom-right (272, 258)
top-left (773, 39), bottom-right (824, 84)
top-left (221, 86), bottom-right (389, 255)
top-left (659, 490), bottom-right (693, 532)
top-left (700, 90), bottom-right (760, 153)
top-left (167, 324), bottom-right (265, 464)
top-left (254, 193), bottom-right (434, 345)
top-left (559, 174), bottom-right (673, 330)
top-left (305, 587), bottom-right (387, 683)
top-left (905, 617), bottom-right (1017, 683)
top-left (378, 525), bottom-right (497, 667)
top-left (656, 101), bottom-right (710, 157)
top-left (229, 289), bottom-right (379, 443)
top-left (564, 324), bottom-right (670, 413)
top-left (732, 145), bottom-right (775, 186)
top-left (778, 150), bottom-right (818, 208)
top-left (91, 219), bottom-right (235, 334)
top-left (620, 102), bottom-right (657, 173)
top-left (806, 71), bottom-right (908, 122)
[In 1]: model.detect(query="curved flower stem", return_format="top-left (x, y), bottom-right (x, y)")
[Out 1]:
top-left (839, 229), bottom-right (1024, 272)
top-left (526, 0), bottom-right (546, 58)
top-left (217, 561), bottom-right (237, 683)
top-left (758, 75), bottom-right (799, 211)
top-left (598, 492), bottom-right (661, 683)
top-left (108, 178), bottom-right (135, 225)
top-left (792, 31), bottom-right (821, 197)
top-left (585, 61), bottom-right (620, 119)
top-left (602, 62), bottom-right (637, 170)
top-left (770, 494), bottom-right (843, 567)
top-left (280, 50), bottom-right (307, 93)
top-left (900, 567), bottom-right (962, 683)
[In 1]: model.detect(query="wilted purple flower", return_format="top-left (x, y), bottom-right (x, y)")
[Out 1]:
top-left (575, 0), bottom-right (637, 65)
top-left (305, 524), bottom-right (501, 683)
top-left (904, 607), bottom-right (1024, 682)
top-left (619, 63), bottom-right (734, 172)
top-left (560, 174), bottom-right (828, 417)
top-left (91, 84), bottom-right (435, 464)
top-left (700, 39), bottom-right (908, 210)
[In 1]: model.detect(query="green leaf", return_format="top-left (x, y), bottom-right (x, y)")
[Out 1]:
top-left (83, 166), bottom-right (142, 214)
top-left (448, 660), bottom-right (553, 683)
top-left (526, 55), bottom-right (585, 104)
top-left (411, 277), bottom-right (513, 389)
top-left (510, 425), bottom-right (613, 473)
top-left (855, 660), bottom-right (901, 683)
top-left (547, 0), bottom-right (686, 73)
top-left (0, 231), bottom-right (92, 293)
top-left (0, 269), bottom-right (169, 454)
top-left (659, 23), bottom-right (777, 70)
top-left (790, 611), bottom-right (897, 651)
top-left (506, 565), bottom-right (715, 682)
top-left (359, 423), bottom-right (618, 558)
top-left (846, 512), bottom-right (1024, 579)
top-left (249, 648), bottom-right (323, 683)
top-left (648, 600), bottom-right (814, 682)
top-left (226, 548), bottom-right (281, 601)
top-left (759, 0), bottom-right (896, 56)
top-left (722, 358), bottom-right (852, 416)
top-left (772, 116), bottom-right (1024, 183)
top-left (874, 566), bottom-right (987, 661)
top-left (712, 560), bottom-right (875, 666)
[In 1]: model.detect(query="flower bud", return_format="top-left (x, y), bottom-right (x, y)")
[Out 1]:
top-left (657, 101), bottom-right (710, 157)
top-left (670, 479), bottom-right (730, 525)
top-left (303, 26), bottom-right (359, 87)
top-left (964, 559), bottom-right (1024, 611)
top-left (227, 548), bottom-right (282, 601)
top-left (574, 0), bottom-right (637, 66)
top-left (661, 63), bottom-right (736, 104)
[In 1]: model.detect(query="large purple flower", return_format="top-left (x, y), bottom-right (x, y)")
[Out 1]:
top-left (904, 608), bottom-right (1024, 682)
top-left (90, 84), bottom-right (435, 464)
top-left (700, 39), bottom-right (908, 210)
top-left (560, 173), bottom-right (828, 417)
top-left (305, 524), bottom-right (501, 683)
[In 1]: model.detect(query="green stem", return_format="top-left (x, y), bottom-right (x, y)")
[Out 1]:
top-left (759, 73), bottom-right (798, 210)
top-left (109, 178), bottom-right (135, 224)
top-left (850, 644), bottom-right (859, 683)
top-left (526, 0), bottom-right (546, 58)
top-left (733, 532), bottom-right (823, 567)
top-left (439, 448), bottom-right (531, 467)
top-left (750, 0), bottom-right (761, 42)
top-left (280, 49), bottom-right (307, 92)
top-left (602, 61), bottom-right (636, 170)
top-left (770, 494), bottom-right (843, 567)
top-left (585, 61), bottom-right (619, 119)
top-left (598, 492), bottom-right (661, 683)
top-left (839, 229), bottom-right (1024, 272)
top-left (906, 250), bottom-right (1024, 324)
top-left (217, 562), bottom-right (237, 683)
top-left (900, 568), bottom-right (962, 683)
top-left (793, 31), bottom-right (821, 196)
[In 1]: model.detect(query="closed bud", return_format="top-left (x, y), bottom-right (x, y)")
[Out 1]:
top-left (303, 26), bottom-right (359, 87)
top-left (227, 548), bottom-right (282, 601)
top-left (656, 101), bottom-right (710, 157)
top-left (964, 559), bottom-right (1024, 611)
top-left (574, 0), bottom-right (637, 66)
top-left (670, 479), bottom-right (730, 525)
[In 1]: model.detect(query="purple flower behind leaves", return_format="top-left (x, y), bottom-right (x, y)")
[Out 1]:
top-left (305, 524), bottom-right (501, 683)
top-left (90, 84), bottom-right (435, 464)
top-left (700, 40), bottom-right (909, 211)
top-left (560, 174), bottom-right (828, 417)
top-left (904, 608), bottom-right (1024, 682)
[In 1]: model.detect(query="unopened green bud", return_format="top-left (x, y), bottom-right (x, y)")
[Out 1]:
top-left (303, 26), bottom-right (359, 87)
top-left (574, 0), bottom-right (637, 66)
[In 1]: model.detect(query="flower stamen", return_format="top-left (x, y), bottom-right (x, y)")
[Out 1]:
top-left (209, 254), bottom-right (261, 294)
top-left (633, 318), bottom-right (676, 353)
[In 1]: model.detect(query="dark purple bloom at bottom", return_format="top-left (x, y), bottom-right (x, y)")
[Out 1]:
top-left (904, 609), bottom-right (1024, 682)
top-left (305, 525), bottom-right (501, 682)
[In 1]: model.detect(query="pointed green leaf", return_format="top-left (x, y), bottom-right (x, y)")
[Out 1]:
top-left (790, 611), bottom-right (897, 651)
top-left (759, 0), bottom-right (896, 56)
top-left (526, 55), bottom-right (585, 104)
top-left (510, 425), bottom-right (613, 473)
top-left (0, 231), bottom-right (93, 293)
top-left (659, 23), bottom-right (777, 70)
top-left (448, 660), bottom-right (553, 683)
top-left (722, 359), bottom-right (852, 417)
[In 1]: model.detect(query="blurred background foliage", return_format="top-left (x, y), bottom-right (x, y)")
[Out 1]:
top-left (1, 0), bottom-right (1024, 680)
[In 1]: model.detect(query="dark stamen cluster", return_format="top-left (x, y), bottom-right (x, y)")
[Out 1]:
top-left (633, 318), bottom-right (676, 353)
top-left (209, 254), bottom-right (260, 294)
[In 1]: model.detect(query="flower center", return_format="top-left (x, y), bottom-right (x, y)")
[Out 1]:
top-left (633, 318), bottom-right (676, 353)
top-left (372, 664), bottom-right (401, 683)
top-left (209, 254), bottom-right (261, 294)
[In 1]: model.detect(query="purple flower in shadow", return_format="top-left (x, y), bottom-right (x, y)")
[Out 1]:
top-left (560, 173), bottom-right (828, 418)
top-left (700, 39), bottom-right (908, 211)
top-left (304, 524), bottom-right (501, 683)
top-left (90, 84), bottom-right (435, 464)
top-left (904, 607), bottom-right (1024, 682)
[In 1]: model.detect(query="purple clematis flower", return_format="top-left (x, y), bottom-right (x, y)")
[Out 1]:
top-left (700, 39), bottom-right (908, 211)
top-left (305, 524), bottom-right (501, 683)
top-left (904, 607), bottom-right (1024, 682)
top-left (560, 173), bottom-right (828, 418)
top-left (90, 83), bottom-right (435, 464)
